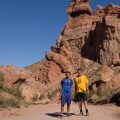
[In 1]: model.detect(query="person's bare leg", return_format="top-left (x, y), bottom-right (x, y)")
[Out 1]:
top-left (67, 104), bottom-right (70, 116)
top-left (78, 101), bottom-right (83, 115)
top-left (61, 105), bottom-right (64, 116)
top-left (67, 104), bottom-right (70, 113)
top-left (83, 101), bottom-right (88, 110)
top-left (83, 101), bottom-right (89, 116)
top-left (78, 101), bottom-right (82, 110)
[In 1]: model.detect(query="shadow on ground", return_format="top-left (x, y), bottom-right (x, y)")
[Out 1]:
top-left (46, 112), bottom-right (76, 118)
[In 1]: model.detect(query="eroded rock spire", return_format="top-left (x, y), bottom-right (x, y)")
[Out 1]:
top-left (67, 0), bottom-right (92, 16)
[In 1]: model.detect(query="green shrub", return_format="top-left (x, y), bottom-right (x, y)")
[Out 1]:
top-left (1, 83), bottom-right (23, 100)
top-left (0, 72), bottom-right (4, 88)
top-left (0, 98), bottom-right (20, 108)
top-left (1, 87), bottom-right (21, 99)
top-left (39, 94), bottom-right (45, 100)
top-left (32, 94), bottom-right (38, 102)
top-left (89, 89), bottom-right (95, 97)
top-left (47, 89), bottom-right (58, 100)
top-left (0, 76), bottom-right (27, 108)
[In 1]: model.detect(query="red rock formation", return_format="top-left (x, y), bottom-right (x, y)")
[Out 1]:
top-left (0, 65), bottom-right (32, 87)
top-left (93, 3), bottom-right (120, 24)
top-left (94, 3), bottom-right (120, 16)
top-left (28, 2), bottom-right (120, 103)
top-left (93, 15), bottom-right (120, 66)
top-left (67, 0), bottom-right (92, 16)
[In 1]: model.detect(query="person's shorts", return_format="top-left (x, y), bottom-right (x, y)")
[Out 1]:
top-left (61, 94), bottom-right (72, 105)
top-left (75, 92), bottom-right (87, 102)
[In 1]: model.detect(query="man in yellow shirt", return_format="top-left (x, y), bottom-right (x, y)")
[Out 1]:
top-left (74, 69), bottom-right (89, 116)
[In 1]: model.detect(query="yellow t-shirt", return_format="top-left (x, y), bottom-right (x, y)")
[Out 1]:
top-left (74, 75), bottom-right (89, 93)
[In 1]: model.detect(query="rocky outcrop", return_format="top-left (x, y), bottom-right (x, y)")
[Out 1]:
top-left (93, 3), bottom-right (120, 23)
top-left (21, 0), bottom-right (93, 103)
top-left (101, 66), bottom-right (114, 83)
top-left (18, 2), bottom-right (120, 104)
top-left (67, 0), bottom-right (92, 16)
top-left (0, 65), bottom-right (32, 87)
top-left (45, 2), bottom-right (120, 104)
top-left (92, 15), bottom-right (120, 66)
top-left (94, 3), bottom-right (120, 17)
top-left (46, 42), bottom-right (74, 72)
top-left (23, 60), bottom-right (64, 102)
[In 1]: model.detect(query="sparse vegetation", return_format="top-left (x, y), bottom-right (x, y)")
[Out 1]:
top-left (0, 72), bottom-right (4, 88)
top-left (0, 97), bottom-right (20, 108)
top-left (33, 94), bottom-right (38, 102)
top-left (1, 84), bottom-right (22, 100)
top-left (0, 74), bottom-right (27, 108)
top-left (89, 89), bottom-right (95, 98)
top-left (47, 89), bottom-right (59, 100)
top-left (97, 86), bottom-right (112, 99)
top-left (40, 58), bottom-right (46, 62)
top-left (39, 94), bottom-right (45, 100)
top-left (0, 72), bottom-right (22, 99)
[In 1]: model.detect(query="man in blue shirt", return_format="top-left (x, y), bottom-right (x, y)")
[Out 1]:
top-left (60, 71), bottom-right (73, 117)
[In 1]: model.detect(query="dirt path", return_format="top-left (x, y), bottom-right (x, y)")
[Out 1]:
top-left (0, 104), bottom-right (120, 120)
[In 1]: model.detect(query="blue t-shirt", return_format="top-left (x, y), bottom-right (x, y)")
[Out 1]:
top-left (61, 78), bottom-right (73, 95)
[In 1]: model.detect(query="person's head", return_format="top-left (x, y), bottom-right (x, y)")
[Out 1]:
top-left (65, 71), bottom-right (71, 78)
top-left (77, 68), bottom-right (82, 76)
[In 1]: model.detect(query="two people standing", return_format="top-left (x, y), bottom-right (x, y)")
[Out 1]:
top-left (60, 69), bottom-right (89, 117)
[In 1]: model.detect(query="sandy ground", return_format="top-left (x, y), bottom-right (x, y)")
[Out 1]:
top-left (0, 103), bottom-right (120, 120)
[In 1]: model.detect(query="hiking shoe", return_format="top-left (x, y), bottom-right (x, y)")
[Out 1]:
top-left (80, 110), bottom-right (83, 116)
top-left (59, 114), bottom-right (63, 119)
top-left (86, 110), bottom-right (89, 116)
top-left (66, 113), bottom-right (70, 117)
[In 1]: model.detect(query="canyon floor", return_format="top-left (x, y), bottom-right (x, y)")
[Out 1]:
top-left (0, 103), bottom-right (120, 120)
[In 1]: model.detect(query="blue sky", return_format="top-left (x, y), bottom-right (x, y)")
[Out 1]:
top-left (0, 0), bottom-right (120, 67)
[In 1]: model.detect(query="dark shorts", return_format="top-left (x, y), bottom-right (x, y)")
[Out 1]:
top-left (61, 94), bottom-right (72, 105)
top-left (75, 92), bottom-right (87, 102)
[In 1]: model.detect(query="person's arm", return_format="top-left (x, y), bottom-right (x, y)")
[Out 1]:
top-left (75, 83), bottom-right (77, 93)
top-left (59, 80), bottom-right (62, 99)
top-left (86, 83), bottom-right (89, 93)
top-left (71, 79), bottom-right (76, 93)
top-left (85, 77), bottom-right (89, 95)
top-left (59, 87), bottom-right (62, 99)
top-left (70, 79), bottom-right (74, 94)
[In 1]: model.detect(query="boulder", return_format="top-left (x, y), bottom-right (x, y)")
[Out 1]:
top-left (101, 65), bottom-right (114, 83)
